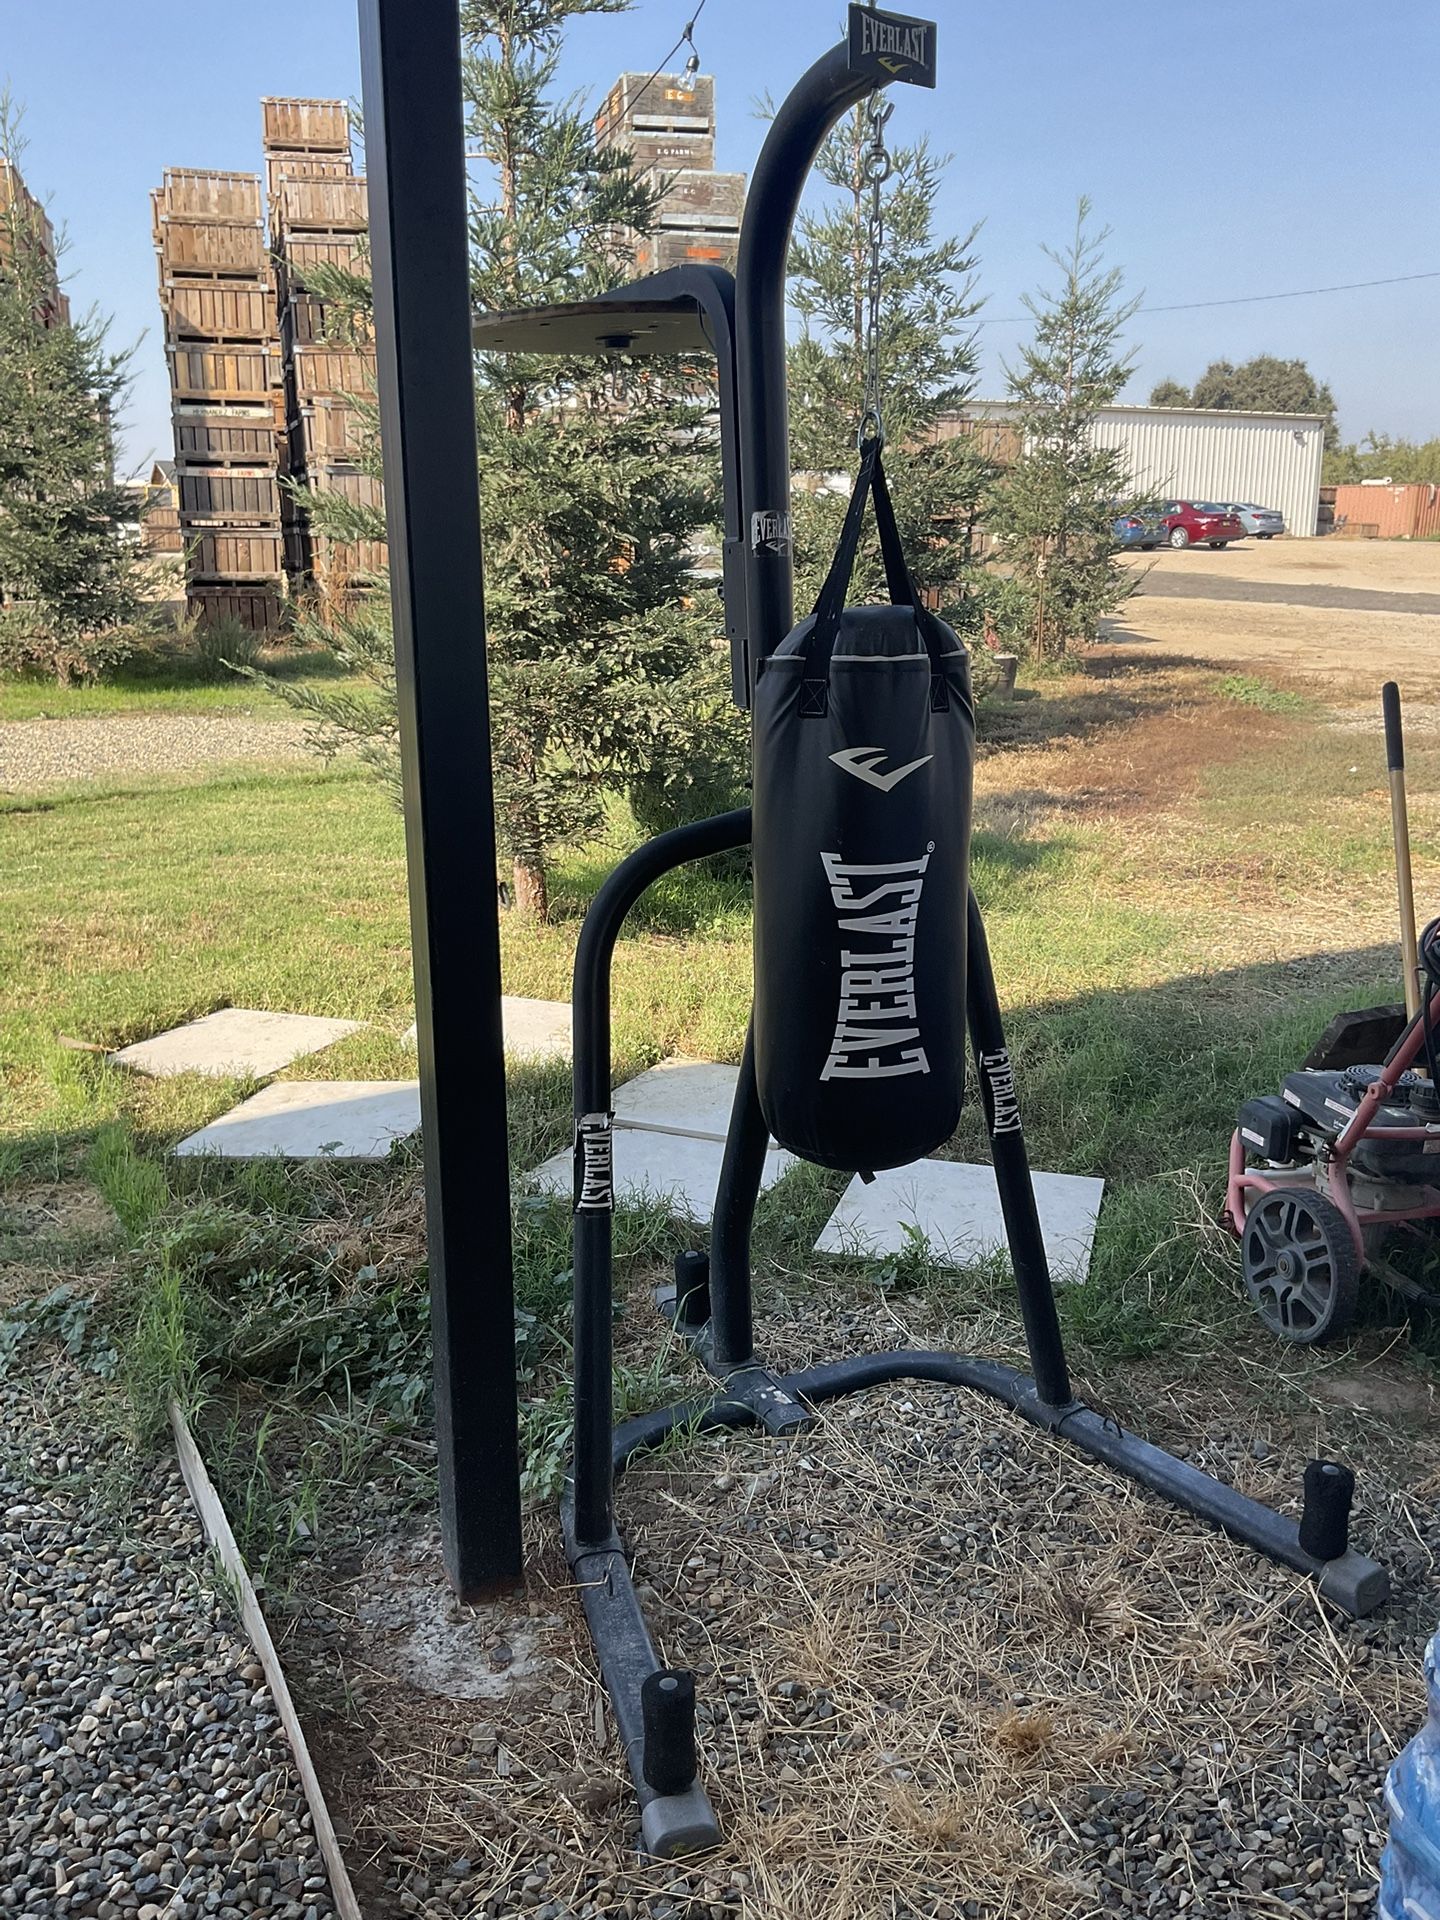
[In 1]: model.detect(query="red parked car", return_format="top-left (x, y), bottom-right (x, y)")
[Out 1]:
top-left (1159, 499), bottom-right (1245, 549)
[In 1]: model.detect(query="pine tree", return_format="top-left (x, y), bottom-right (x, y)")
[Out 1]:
top-left (785, 110), bottom-right (992, 638)
top-left (0, 103), bottom-right (143, 683)
top-left (988, 198), bottom-right (1139, 660)
top-left (277, 3), bottom-right (738, 919)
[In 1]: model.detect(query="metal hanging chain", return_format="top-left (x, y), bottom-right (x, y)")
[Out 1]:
top-left (858, 84), bottom-right (893, 449)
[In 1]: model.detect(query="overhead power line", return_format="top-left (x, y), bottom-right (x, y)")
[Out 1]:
top-left (978, 266), bottom-right (1440, 327)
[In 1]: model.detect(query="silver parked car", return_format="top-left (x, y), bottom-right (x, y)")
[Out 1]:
top-left (1227, 502), bottom-right (1285, 539)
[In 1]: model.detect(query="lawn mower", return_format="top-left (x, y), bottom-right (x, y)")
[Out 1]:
top-left (1226, 681), bottom-right (1440, 1344)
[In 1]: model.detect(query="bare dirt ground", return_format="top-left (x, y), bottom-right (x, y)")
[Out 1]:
top-left (1134, 538), bottom-right (1440, 599)
top-left (1106, 598), bottom-right (1440, 696)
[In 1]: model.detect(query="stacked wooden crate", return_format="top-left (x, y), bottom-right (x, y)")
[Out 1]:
top-left (0, 154), bottom-right (71, 329)
top-left (152, 169), bottom-right (284, 631)
top-left (262, 99), bottom-right (386, 599)
top-left (593, 72), bottom-right (744, 274)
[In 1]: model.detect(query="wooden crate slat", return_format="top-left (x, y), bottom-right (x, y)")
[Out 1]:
top-left (160, 222), bottom-right (268, 277)
top-left (260, 97), bottom-right (351, 153)
top-left (290, 345), bottom-right (375, 402)
top-left (186, 528), bottom-right (285, 580)
top-left (187, 587), bottom-right (286, 633)
top-left (276, 176), bottom-right (368, 234)
top-left (161, 169), bottom-right (263, 224)
top-left (167, 344), bottom-right (280, 402)
top-left (178, 467), bottom-right (281, 522)
top-left (167, 284), bottom-right (275, 342)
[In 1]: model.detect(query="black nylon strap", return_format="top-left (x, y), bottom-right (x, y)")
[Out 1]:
top-left (799, 443), bottom-right (952, 708)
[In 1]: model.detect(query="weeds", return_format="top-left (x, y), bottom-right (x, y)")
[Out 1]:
top-left (89, 1122), bottom-right (168, 1234)
top-left (1215, 672), bottom-right (1308, 715)
top-left (189, 613), bottom-right (268, 681)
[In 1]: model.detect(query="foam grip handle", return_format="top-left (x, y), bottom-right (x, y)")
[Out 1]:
top-left (1383, 681), bottom-right (1404, 772)
top-left (1299, 1458), bottom-right (1354, 1562)
top-left (641, 1669), bottom-right (698, 1796)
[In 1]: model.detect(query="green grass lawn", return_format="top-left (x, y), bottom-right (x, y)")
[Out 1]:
top-left (2, 650), bottom-right (1435, 1522)
top-left (0, 645), bottom-right (359, 723)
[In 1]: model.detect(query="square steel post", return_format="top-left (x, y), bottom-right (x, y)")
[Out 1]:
top-left (358, 0), bottom-right (523, 1596)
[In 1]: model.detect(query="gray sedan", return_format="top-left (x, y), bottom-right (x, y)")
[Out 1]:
top-left (1227, 502), bottom-right (1285, 539)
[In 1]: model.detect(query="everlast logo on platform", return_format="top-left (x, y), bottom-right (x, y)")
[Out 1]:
top-left (819, 849), bottom-right (932, 1081)
top-left (859, 11), bottom-right (928, 68)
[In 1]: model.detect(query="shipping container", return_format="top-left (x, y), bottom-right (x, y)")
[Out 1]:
top-left (172, 411), bottom-right (275, 465)
top-left (187, 586), bottom-right (285, 633)
top-left (187, 529), bottom-right (285, 580)
top-left (161, 169), bottom-right (262, 223)
top-left (1331, 483), bottom-right (1440, 540)
top-left (178, 467), bottom-right (281, 522)
top-left (167, 284), bottom-right (274, 341)
top-left (159, 220), bottom-right (267, 278)
top-left (167, 343), bottom-right (278, 402)
top-left (275, 175), bottom-right (368, 235)
top-left (260, 97), bottom-right (351, 153)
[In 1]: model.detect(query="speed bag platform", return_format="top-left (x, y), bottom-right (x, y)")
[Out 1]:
top-left (752, 442), bottom-right (975, 1172)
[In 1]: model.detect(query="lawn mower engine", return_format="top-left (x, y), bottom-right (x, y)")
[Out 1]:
top-left (1231, 1063), bottom-right (1440, 1346)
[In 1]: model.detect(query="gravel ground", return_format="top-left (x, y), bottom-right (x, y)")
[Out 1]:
top-left (0, 714), bottom-right (314, 793)
top-left (0, 1376), bottom-right (338, 1920)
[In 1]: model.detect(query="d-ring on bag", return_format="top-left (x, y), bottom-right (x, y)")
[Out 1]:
top-left (752, 441), bottom-right (975, 1172)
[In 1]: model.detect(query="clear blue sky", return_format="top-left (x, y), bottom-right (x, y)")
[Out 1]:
top-left (5, 0), bottom-right (1437, 477)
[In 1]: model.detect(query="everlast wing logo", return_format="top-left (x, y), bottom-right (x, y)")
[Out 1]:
top-left (751, 509), bottom-right (792, 554)
top-left (819, 849), bottom-right (932, 1081)
top-left (847, 5), bottom-right (937, 87)
top-left (859, 11), bottom-right (928, 67)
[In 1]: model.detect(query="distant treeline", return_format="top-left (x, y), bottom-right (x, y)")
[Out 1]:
top-left (1324, 434), bottom-right (1440, 486)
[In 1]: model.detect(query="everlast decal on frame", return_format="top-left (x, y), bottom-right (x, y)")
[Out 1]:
top-left (847, 4), bottom-right (938, 88)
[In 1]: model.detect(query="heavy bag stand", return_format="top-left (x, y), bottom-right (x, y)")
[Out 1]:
top-left (475, 8), bottom-right (1389, 1858)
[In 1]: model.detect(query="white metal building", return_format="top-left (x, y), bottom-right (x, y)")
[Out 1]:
top-left (958, 400), bottom-right (1327, 536)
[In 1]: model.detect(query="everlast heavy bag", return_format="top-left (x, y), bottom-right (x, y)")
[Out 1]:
top-left (752, 442), bottom-right (974, 1172)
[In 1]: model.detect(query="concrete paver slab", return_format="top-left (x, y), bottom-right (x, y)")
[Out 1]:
top-left (174, 1081), bottom-right (420, 1160)
top-left (611, 1059), bottom-right (753, 1142)
top-left (402, 996), bottom-right (571, 1061)
top-left (530, 1127), bottom-right (794, 1223)
top-left (111, 1008), bottom-right (362, 1080)
top-left (816, 1157), bottom-right (1104, 1283)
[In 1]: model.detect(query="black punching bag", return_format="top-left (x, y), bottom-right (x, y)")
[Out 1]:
top-left (752, 442), bottom-right (974, 1172)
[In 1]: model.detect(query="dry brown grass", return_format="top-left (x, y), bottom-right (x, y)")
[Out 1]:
top-left (281, 1275), bottom-right (1440, 1920)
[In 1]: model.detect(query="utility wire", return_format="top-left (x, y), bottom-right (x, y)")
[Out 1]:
top-left (624, 0), bottom-right (709, 120)
top-left (978, 265), bottom-right (1440, 326)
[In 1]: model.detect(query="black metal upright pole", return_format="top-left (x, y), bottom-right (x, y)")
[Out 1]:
top-left (733, 42), bottom-right (875, 691)
top-left (964, 894), bottom-right (1072, 1409)
top-left (708, 38), bottom-right (881, 1348)
top-left (358, 0), bottom-right (523, 1597)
